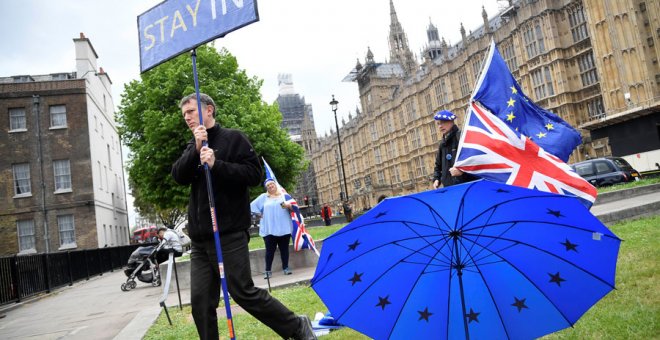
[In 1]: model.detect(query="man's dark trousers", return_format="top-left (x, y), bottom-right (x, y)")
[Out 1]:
top-left (190, 230), bottom-right (299, 339)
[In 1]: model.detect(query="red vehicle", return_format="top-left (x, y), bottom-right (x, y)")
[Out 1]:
top-left (133, 226), bottom-right (158, 244)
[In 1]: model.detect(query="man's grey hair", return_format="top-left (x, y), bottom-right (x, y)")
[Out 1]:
top-left (179, 93), bottom-right (216, 117)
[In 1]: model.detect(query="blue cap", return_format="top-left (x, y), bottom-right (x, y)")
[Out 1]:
top-left (433, 110), bottom-right (456, 121)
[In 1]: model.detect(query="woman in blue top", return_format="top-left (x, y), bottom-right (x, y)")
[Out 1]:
top-left (250, 179), bottom-right (294, 279)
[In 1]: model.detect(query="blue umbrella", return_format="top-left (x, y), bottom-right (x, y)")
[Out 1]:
top-left (311, 180), bottom-right (620, 339)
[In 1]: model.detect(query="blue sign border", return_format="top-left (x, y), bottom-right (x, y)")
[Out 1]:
top-left (138, 0), bottom-right (259, 73)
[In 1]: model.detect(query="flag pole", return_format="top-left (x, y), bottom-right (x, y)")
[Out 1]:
top-left (191, 48), bottom-right (236, 340)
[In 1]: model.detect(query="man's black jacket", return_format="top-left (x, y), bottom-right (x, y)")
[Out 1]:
top-left (433, 124), bottom-right (477, 187)
top-left (172, 124), bottom-right (262, 242)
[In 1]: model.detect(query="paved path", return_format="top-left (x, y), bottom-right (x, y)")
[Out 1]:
top-left (1, 186), bottom-right (658, 339)
top-left (0, 261), bottom-right (316, 340)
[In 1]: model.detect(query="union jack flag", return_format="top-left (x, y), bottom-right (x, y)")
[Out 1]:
top-left (263, 159), bottom-right (319, 255)
top-left (283, 192), bottom-right (319, 255)
top-left (455, 102), bottom-right (597, 206)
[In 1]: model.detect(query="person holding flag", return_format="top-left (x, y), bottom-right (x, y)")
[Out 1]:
top-left (172, 93), bottom-right (316, 340)
top-left (251, 177), bottom-right (295, 279)
top-left (432, 110), bottom-right (478, 188)
top-left (259, 158), bottom-right (319, 256)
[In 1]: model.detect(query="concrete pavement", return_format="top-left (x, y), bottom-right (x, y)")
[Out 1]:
top-left (0, 184), bottom-right (658, 339)
top-left (0, 254), bottom-right (318, 340)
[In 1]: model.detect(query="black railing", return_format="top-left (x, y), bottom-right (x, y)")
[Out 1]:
top-left (0, 244), bottom-right (146, 306)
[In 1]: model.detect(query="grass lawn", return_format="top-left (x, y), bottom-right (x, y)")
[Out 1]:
top-left (145, 215), bottom-right (659, 339)
top-left (248, 224), bottom-right (345, 251)
top-left (596, 177), bottom-right (660, 194)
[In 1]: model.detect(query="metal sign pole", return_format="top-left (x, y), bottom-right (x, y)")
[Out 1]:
top-left (192, 49), bottom-right (236, 340)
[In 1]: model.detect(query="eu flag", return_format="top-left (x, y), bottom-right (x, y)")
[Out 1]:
top-left (471, 41), bottom-right (582, 162)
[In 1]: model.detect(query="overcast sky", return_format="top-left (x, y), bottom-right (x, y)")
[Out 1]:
top-left (1, 0), bottom-right (503, 225)
top-left (1, 0), bottom-right (504, 134)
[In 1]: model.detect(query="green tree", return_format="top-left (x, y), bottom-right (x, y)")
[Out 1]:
top-left (117, 45), bottom-right (306, 226)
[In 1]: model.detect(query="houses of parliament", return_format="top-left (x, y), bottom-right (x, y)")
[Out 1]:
top-left (295, 0), bottom-right (659, 212)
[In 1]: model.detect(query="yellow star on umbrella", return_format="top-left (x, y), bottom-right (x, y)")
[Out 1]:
top-left (506, 112), bottom-right (516, 122)
top-left (545, 122), bottom-right (554, 130)
top-left (507, 98), bottom-right (516, 107)
top-left (510, 86), bottom-right (518, 94)
top-left (536, 131), bottom-right (547, 138)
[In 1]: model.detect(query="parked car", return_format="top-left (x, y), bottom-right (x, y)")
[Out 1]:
top-left (571, 157), bottom-right (641, 187)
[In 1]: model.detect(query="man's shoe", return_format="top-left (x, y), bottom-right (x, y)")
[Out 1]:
top-left (283, 268), bottom-right (293, 275)
top-left (264, 271), bottom-right (272, 279)
top-left (293, 315), bottom-right (317, 340)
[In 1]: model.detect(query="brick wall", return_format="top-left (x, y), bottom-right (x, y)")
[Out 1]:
top-left (0, 80), bottom-right (98, 255)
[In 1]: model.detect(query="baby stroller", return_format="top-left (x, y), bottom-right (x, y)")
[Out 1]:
top-left (121, 243), bottom-right (163, 291)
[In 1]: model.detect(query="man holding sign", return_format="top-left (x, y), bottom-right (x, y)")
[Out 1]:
top-left (172, 93), bottom-right (316, 339)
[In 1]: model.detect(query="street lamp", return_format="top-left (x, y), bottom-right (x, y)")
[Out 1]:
top-left (330, 95), bottom-right (349, 201)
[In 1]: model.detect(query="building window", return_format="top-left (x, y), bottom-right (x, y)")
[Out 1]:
top-left (568, 5), bottom-right (588, 42)
top-left (53, 159), bottom-right (72, 192)
top-left (386, 113), bottom-right (393, 133)
top-left (98, 161), bottom-right (103, 190)
top-left (587, 97), bottom-right (605, 119)
top-left (415, 157), bottom-right (425, 178)
top-left (9, 108), bottom-right (27, 131)
top-left (472, 58), bottom-right (483, 81)
top-left (392, 165), bottom-right (401, 183)
top-left (17, 220), bottom-right (36, 252)
top-left (458, 69), bottom-right (470, 97)
top-left (13, 163), bottom-right (31, 197)
top-left (370, 122), bottom-right (378, 141)
top-left (531, 66), bottom-right (554, 99)
top-left (377, 170), bottom-right (385, 185)
top-left (429, 123), bottom-right (438, 142)
top-left (535, 24), bottom-right (546, 54)
top-left (58, 215), bottom-right (76, 247)
top-left (107, 144), bottom-right (112, 169)
top-left (374, 147), bottom-right (382, 164)
top-left (578, 53), bottom-right (598, 86)
top-left (544, 67), bottom-right (555, 96)
top-left (405, 101), bottom-right (417, 122)
top-left (503, 43), bottom-right (518, 71)
top-left (424, 92), bottom-right (432, 116)
top-left (411, 128), bottom-right (422, 149)
top-left (354, 178), bottom-right (361, 190)
top-left (50, 105), bottom-right (67, 128)
top-left (435, 80), bottom-right (448, 105)
top-left (391, 140), bottom-right (398, 157)
top-left (524, 22), bottom-right (545, 59)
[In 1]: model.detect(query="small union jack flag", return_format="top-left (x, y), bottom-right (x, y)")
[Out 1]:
top-left (283, 192), bottom-right (319, 255)
top-left (455, 102), bottom-right (597, 206)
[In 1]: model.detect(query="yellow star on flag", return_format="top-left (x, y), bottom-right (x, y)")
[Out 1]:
top-left (545, 122), bottom-right (554, 130)
top-left (506, 112), bottom-right (516, 122)
top-left (510, 86), bottom-right (518, 94)
top-left (536, 131), bottom-right (547, 138)
top-left (507, 98), bottom-right (516, 107)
